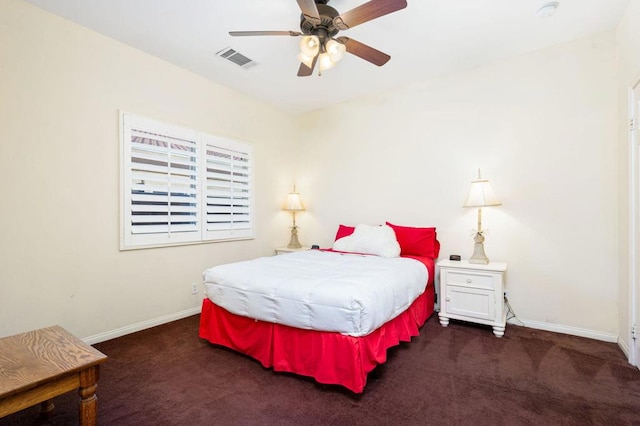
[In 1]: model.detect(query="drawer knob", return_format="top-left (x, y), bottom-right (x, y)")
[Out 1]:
top-left (446, 297), bottom-right (450, 301)
top-left (466, 278), bottom-right (472, 283)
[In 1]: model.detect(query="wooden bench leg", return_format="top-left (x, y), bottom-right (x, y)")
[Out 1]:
top-left (78, 366), bottom-right (100, 426)
top-left (40, 399), bottom-right (55, 418)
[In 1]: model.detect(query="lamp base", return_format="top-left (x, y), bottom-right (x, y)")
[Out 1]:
top-left (469, 232), bottom-right (489, 264)
top-left (287, 226), bottom-right (302, 249)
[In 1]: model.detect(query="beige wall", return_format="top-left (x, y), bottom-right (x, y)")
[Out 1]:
top-left (297, 31), bottom-right (619, 339)
top-left (616, 0), bottom-right (640, 358)
top-left (0, 0), bottom-right (298, 340)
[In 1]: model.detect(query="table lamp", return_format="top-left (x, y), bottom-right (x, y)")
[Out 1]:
top-left (284, 186), bottom-right (305, 249)
top-left (463, 170), bottom-right (501, 264)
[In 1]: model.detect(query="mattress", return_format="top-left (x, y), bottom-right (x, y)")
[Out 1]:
top-left (202, 249), bottom-right (429, 337)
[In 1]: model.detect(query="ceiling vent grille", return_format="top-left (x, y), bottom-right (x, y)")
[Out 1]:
top-left (216, 47), bottom-right (258, 69)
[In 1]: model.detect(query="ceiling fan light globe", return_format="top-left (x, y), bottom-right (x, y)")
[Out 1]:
top-left (326, 39), bottom-right (346, 63)
top-left (297, 52), bottom-right (315, 68)
top-left (300, 35), bottom-right (320, 56)
top-left (318, 52), bottom-right (336, 71)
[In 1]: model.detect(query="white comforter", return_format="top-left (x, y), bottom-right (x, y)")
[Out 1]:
top-left (202, 250), bottom-right (428, 337)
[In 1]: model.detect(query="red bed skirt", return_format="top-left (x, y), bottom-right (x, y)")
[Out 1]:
top-left (199, 284), bottom-right (434, 393)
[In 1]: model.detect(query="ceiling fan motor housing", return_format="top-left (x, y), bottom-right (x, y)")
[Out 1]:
top-left (300, 4), bottom-right (340, 39)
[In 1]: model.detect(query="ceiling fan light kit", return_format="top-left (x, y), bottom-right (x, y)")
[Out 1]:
top-left (229, 0), bottom-right (407, 77)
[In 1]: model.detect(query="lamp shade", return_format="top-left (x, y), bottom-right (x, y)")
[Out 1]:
top-left (463, 179), bottom-right (501, 208)
top-left (284, 192), bottom-right (305, 211)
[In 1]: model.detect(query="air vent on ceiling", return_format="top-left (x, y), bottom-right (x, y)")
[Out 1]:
top-left (216, 47), bottom-right (258, 69)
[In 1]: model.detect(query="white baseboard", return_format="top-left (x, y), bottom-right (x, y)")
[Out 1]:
top-left (83, 306), bottom-right (201, 345)
top-left (618, 336), bottom-right (631, 359)
top-left (83, 307), bottom-right (619, 347)
top-left (509, 318), bottom-right (618, 343)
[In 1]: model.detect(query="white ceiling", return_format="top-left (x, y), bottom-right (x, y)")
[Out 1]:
top-left (24, 0), bottom-right (628, 113)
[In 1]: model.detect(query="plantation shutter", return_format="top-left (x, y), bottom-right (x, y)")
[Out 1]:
top-left (122, 114), bottom-right (201, 248)
top-left (203, 135), bottom-right (253, 240)
top-left (121, 112), bottom-right (254, 249)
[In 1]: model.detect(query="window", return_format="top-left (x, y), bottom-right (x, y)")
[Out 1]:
top-left (120, 112), bottom-right (253, 249)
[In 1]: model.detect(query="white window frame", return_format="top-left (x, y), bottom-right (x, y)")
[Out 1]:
top-left (120, 112), bottom-right (254, 250)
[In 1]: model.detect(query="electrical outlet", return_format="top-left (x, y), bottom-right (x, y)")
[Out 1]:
top-left (191, 282), bottom-right (198, 295)
top-left (503, 290), bottom-right (509, 299)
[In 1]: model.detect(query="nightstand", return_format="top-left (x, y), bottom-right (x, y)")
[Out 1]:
top-left (438, 259), bottom-right (508, 337)
top-left (275, 246), bottom-right (311, 255)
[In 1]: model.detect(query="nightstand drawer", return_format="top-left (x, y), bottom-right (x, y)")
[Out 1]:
top-left (445, 270), bottom-right (494, 290)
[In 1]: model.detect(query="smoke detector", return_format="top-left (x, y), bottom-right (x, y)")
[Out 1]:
top-left (536, 2), bottom-right (559, 18)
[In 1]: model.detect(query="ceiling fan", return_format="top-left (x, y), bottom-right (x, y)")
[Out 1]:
top-left (229, 0), bottom-right (408, 77)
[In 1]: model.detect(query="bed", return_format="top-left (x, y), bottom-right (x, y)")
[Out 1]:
top-left (199, 222), bottom-right (440, 393)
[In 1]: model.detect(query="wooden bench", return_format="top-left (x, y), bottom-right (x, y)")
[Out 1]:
top-left (0, 325), bottom-right (107, 425)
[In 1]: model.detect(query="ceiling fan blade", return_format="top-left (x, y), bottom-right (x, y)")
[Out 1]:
top-left (296, 0), bottom-right (322, 26)
top-left (337, 37), bottom-right (390, 66)
top-left (333, 0), bottom-right (407, 30)
top-left (229, 30), bottom-right (302, 37)
top-left (297, 53), bottom-right (318, 77)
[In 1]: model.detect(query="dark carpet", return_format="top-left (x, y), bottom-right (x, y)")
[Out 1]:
top-left (2, 314), bottom-right (640, 426)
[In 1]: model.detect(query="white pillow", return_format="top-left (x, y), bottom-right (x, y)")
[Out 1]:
top-left (332, 224), bottom-right (401, 258)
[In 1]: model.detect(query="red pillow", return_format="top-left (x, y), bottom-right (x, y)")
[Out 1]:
top-left (385, 222), bottom-right (440, 258)
top-left (334, 224), bottom-right (355, 241)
